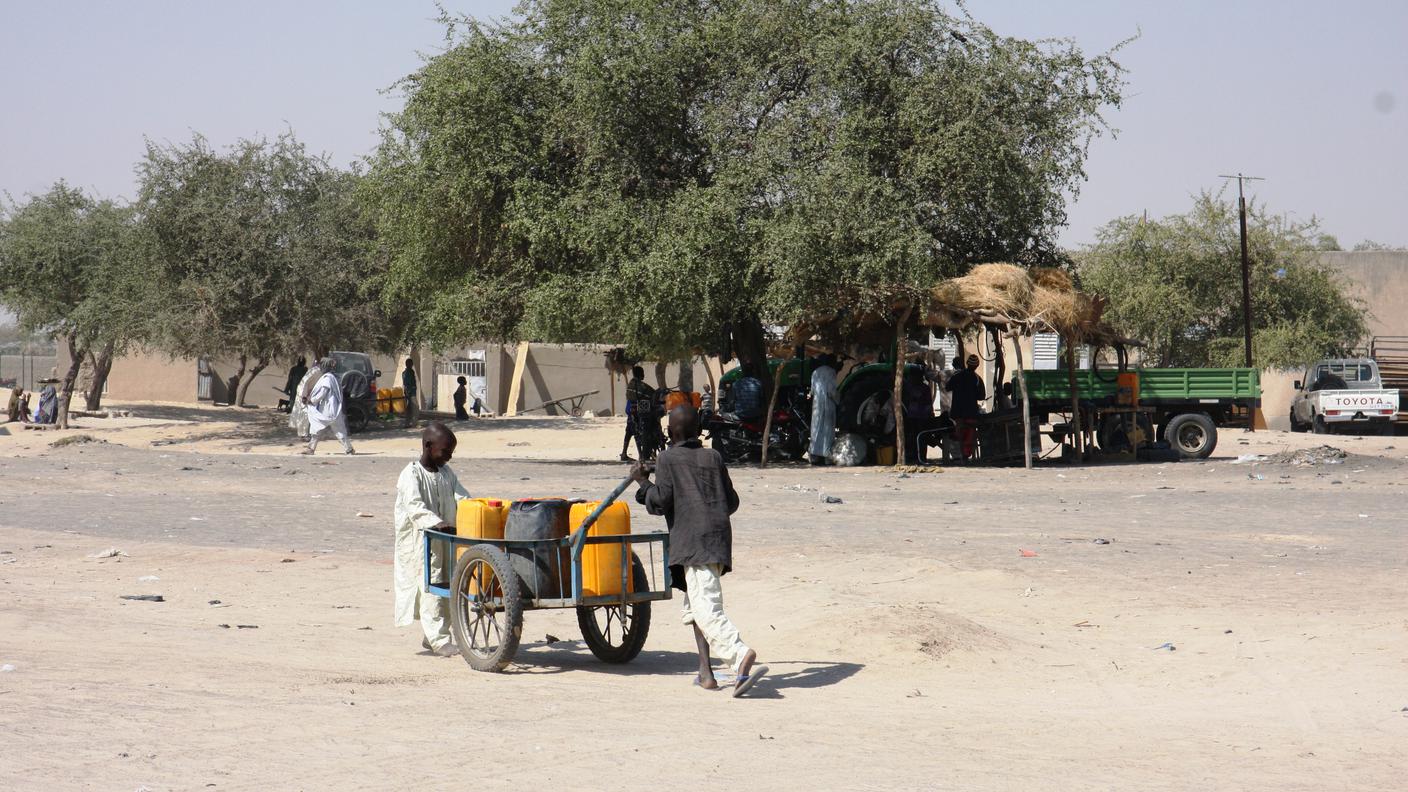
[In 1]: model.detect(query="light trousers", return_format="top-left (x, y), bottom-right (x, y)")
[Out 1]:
top-left (681, 564), bottom-right (751, 672)
top-left (307, 417), bottom-right (353, 453)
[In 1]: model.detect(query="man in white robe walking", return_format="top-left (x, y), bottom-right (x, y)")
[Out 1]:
top-left (302, 357), bottom-right (354, 455)
top-left (808, 354), bottom-right (839, 465)
top-left (394, 422), bottom-right (469, 656)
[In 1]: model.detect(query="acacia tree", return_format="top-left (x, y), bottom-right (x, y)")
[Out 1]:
top-left (0, 183), bottom-right (146, 424)
top-left (1080, 192), bottom-right (1369, 369)
top-left (364, 0), bottom-right (1126, 369)
top-left (139, 133), bottom-right (385, 406)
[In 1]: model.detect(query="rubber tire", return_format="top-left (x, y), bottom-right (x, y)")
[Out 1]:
top-left (1165, 412), bottom-right (1218, 459)
top-left (576, 555), bottom-right (652, 664)
top-left (345, 403), bottom-right (369, 434)
top-left (838, 373), bottom-right (892, 439)
top-left (450, 544), bottom-right (524, 673)
top-left (1288, 411), bottom-right (1305, 433)
top-left (1312, 415), bottom-right (1329, 435)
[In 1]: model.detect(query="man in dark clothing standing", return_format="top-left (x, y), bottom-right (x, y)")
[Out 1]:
top-left (401, 358), bottom-right (419, 427)
top-left (632, 405), bottom-right (766, 698)
top-left (622, 365), bottom-right (656, 461)
top-left (280, 358), bottom-right (307, 413)
top-left (731, 363), bottom-right (764, 420)
top-left (452, 376), bottom-right (470, 420)
top-left (945, 353), bottom-right (985, 459)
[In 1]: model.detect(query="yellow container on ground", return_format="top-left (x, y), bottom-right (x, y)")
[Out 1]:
top-left (390, 386), bottom-right (406, 414)
top-left (375, 388), bottom-right (391, 414)
top-left (569, 501), bottom-right (632, 597)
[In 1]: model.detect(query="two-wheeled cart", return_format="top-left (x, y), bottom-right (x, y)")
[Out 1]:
top-left (422, 478), bottom-right (672, 672)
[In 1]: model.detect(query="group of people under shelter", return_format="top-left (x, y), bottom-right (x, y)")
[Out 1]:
top-left (393, 414), bottom-right (767, 697)
top-left (623, 348), bottom-right (1006, 467)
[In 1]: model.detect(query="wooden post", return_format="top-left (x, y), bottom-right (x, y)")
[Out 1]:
top-left (504, 342), bottom-right (530, 417)
top-left (758, 364), bottom-right (784, 468)
top-left (1065, 340), bottom-right (1082, 461)
top-left (1011, 329), bottom-right (1033, 470)
top-left (609, 369), bottom-right (617, 418)
top-left (892, 307), bottom-right (912, 466)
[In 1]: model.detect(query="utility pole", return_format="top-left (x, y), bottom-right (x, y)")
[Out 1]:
top-left (1218, 173), bottom-right (1264, 367)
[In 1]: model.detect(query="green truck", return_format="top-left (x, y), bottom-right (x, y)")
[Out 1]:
top-left (1021, 367), bottom-right (1261, 459)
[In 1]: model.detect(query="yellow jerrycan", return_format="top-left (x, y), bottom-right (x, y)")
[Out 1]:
top-left (455, 498), bottom-right (507, 564)
top-left (569, 501), bottom-right (632, 597)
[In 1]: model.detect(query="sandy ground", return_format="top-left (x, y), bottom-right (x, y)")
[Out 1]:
top-left (2, 401), bottom-right (1406, 791)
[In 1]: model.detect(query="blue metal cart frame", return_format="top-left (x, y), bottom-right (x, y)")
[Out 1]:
top-left (422, 477), bottom-right (672, 671)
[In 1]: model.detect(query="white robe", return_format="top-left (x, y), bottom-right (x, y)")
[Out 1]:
top-left (393, 461), bottom-right (469, 628)
top-left (809, 364), bottom-right (839, 458)
top-left (306, 371), bottom-right (343, 434)
top-left (287, 367), bottom-right (320, 436)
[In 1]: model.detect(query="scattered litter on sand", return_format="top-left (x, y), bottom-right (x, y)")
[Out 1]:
top-left (1152, 642), bottom-right (1176, 651)
top-left (820, 494), bottom-right (843, 504)
top-left (90, 547), bottom-right (127, 559)
top-left (50, 434), bottom-right (106, 448)
top-left (137, 575), bottom-right (159, 583)
top-left (120, 594), bottom-right (164, 602)
top-left (1231, 454), bottom-right (1268, 464)
top-left (355, 512), bottom-right (374, 518)
top-left (1266, 445), bottom-right (1347, 466)
top-left (1019, 549), bottom-right (1038, 558)
top-left (0, 664), bottom-right (14, 672)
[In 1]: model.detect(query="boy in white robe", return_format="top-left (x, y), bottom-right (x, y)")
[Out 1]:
top-left (394, 422), bottom-right (469, 655)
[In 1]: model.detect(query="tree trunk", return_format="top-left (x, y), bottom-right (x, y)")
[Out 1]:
top-left (235, 356), bottom-right (270, 407)
top-left (732, 316), bottom-right (772, 392)
top-left (226, 355), bottom-right (248, 407)
top-left (892, 308), bottom-right (912, 466)
top-left (677, 358), bottom-right (694, 393)
top-left (57, 335), bottom-right (88, 430)
top-left (85, 342), bottom-right (116, 412)
top-left (1011, 329), bottom-right (1033, 470)
top-left (758, 363), bottom-right (784, 468)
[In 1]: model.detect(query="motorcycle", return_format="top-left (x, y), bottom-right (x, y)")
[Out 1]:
top-left (703, 395), bottom-right (811, 464)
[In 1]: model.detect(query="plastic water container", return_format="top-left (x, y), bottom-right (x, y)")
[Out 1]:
top-left (455, 498), bottom-right (507, 563)
top-left (375, 388), bottom-right (392, 415)
top-left (569, 501), bottom-right (632, 598)
top-left (390, 386), bottom-right (406, 414)
top-left (1116, 372), bottom-right (1140, 407)
top-left (506, 499), bottom-right (572, 599)
top-left (665, 391), bottom-right (702, 412)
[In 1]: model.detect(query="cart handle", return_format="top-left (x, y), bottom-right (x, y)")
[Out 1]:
top-left (568, 474), bottom-right (635, 558)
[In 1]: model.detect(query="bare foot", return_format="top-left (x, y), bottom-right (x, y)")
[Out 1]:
top-left (695, 673), bottom-right (719, 690)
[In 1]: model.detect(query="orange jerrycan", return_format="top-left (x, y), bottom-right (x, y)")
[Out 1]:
top-left (569, 501), bottom-right (632, 597)
top-left (455, 498), bottom-right (507, 564)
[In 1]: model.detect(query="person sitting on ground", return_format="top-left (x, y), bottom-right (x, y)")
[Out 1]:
top-left (6, 385), bottom-right (25, 423)
top-left (631, 404), bottom-right (767, 698)
top-left (731, 363), bottom-right (764, 421)
top-left (997, 381), bottom-right (1017, 412)
top-left (453, 375), bottom-right (470, 420)
top-left (393, 422), bottom-right (469, 657)
top-left (302, 357), bottom-right (354, 455)
top-left (945, 354), bottom-right (985, 460)
top-left (33, 381), bottom-right (57, 425)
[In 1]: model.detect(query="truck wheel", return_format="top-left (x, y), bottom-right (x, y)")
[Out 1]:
top-left (1288, 411), bottom-right (1304, 433)
top-left (1165, 412), bottom-right (1217, 459)
top-left (1312, 415), bottom-right (1329, 435)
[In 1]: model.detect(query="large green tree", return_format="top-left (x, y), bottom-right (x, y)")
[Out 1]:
top-left (365, 0), bottom-right (1126, 366)
top-left (0, 183), bottom-right (147, 423)
top-left (138, 133), bottom-right (387, 406)
top-left (1079, 192), bottom-right (1369, 369)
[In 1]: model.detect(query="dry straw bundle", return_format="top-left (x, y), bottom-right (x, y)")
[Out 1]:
top-left (928, 262), bottom-right (1034, 319)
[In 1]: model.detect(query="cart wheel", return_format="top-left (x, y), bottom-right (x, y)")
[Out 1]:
top-left (450, 544), bottom-right (523, 672)
top-left (576, 555), bottom-right (651, 664)
top-left (571, 406), bottom-right (583, 417)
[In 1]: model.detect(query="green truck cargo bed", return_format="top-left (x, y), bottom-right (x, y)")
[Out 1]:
top-left (1022, 368), bottom-right (1261, 404)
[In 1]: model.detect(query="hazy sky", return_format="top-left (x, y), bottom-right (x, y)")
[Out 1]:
top-left (2, 0), bottom-right (1405, 249)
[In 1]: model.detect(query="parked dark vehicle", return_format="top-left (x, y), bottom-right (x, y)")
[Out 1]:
top-left (328, 351), bottom-right (381, 433)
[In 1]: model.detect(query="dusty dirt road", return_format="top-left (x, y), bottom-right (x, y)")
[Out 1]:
top-left (1, 404), bottom-right (1405, 791)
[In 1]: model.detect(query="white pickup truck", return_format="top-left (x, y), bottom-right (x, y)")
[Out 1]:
top-left (1290, 358), bottom-right (1399, 435)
